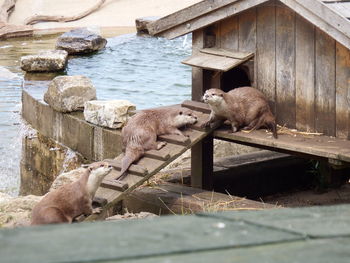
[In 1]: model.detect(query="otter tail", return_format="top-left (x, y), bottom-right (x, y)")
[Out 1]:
top-left (250, 109), bottom-right (278, 139)
top-left (115, 146), bottom-right (144, 181)
top-left (264, 114), bottom-right (278, 139)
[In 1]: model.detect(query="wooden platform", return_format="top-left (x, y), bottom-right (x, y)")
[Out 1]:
top-left (3, 204), bottom-right (350, 263)
top-left (215, 128), bottom-right (350, 163)
top-left (88, 101), bottom-right (215, 220)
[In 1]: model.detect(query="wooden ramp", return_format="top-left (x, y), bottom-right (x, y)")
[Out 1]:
top-left (87, 101), bottom-right (212, 220)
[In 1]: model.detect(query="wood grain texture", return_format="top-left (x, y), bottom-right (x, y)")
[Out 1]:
top-left (279, 0), bottom-right (350, 50)
top-left (335, 42), bottom-right (350, 139)
top-left (276, 6), bottom-right (296, 128)
top-left (200, 48), bottom-right (254, 60)
top-left (192, 29), bottom-right (205, 102)
top-left (238, 8), bottom-right (257, 52)
top-left (158, 0), bottom-right (269, 39)
top-left (256, 4), bottom-right (276, 112)
top-left (214, 128), bottom-right (350, 162)
top-left (315, 29), bottom-right (336, 136)
top-left (147, 0), bottom-right (238, 35)
top-left (238, 8), bottom-right (257, 86)
top-left (219, 15), bottom-right (239, 50)
top-left (182, 52), bottom-right (249, 71)
top-left (295, 15), bottom-right (315, 132)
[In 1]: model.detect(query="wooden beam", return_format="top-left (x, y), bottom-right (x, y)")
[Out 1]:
top-left (256, 3), bottom-right (276, 112)
top-left (315, 29), bottom-right (336, 137)
top-left (191, 134), bottom-right (214, 190)
top-left (147, 0), bottom-right (239, 36)
top-left (335, 42), bottom-right (350, 139)
top-left (275, 6), bottom-right (296, 128)
top-left (295, 15), bottom-right (315, 132)
top-left (155, 0), bottom-right (270, 39)
top-left (280, 0), bottom-right (350, 50)
top-left (214, 128), bottom-right (350, 163)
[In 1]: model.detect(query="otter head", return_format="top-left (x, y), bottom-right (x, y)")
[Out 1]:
top-left (202, 89), bottom-right (225, 106)
top-left (83, 162), bottom-right (112, 178)
top-left (82, 161), bottom-right (113, 198)
top-left (173, 109), bottom-right (198, 127)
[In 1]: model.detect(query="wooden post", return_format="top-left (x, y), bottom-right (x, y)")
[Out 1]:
top-left (191, 134), bottom-right (214, 190)
top-left (191, 29), bottom-right (214, 190)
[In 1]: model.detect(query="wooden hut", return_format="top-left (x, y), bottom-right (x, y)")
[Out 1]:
top-left (148, 0), bottom-right (350, 189)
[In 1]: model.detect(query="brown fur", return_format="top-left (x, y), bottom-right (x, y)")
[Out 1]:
top-left (202, 87), bottom-right (277, 138)
top-left (116, 107), bottom-right (197, 180)
top-left (31, 161), bottom-right (112, 225)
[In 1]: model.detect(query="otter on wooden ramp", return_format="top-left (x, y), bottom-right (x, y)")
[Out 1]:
top-left (115, 107), bottom-right (198, 181)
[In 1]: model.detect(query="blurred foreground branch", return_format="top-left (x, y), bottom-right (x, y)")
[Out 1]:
top-left (24, 0), bottom-right (107, 25)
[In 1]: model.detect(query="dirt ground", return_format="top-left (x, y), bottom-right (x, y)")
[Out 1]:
top-left (262, 182), bottom-right (350, 207)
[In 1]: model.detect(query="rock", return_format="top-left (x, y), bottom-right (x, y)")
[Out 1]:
top-left (56, 28), bottom-right (107, 54)
top-left (84, 100), bottom-right (136, 129)
top-left (106, 212), bottom-right (157, 221)
top-left (49, 167), bottom-right (85, 191)
top-left (135, 16), bottom-right (160, 34)
top-left (20, 50), bottom-right (68, 72)
top-left (0, 193), bottom-right (42, 228)
top-left (44, 75), bottom-right (96, 112)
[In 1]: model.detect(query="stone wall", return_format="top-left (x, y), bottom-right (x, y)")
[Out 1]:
top-left (22, 90), bottom-right (123, 161)
top-left (20, 132), bottom-right (84, 196)
top-left (21, 90), bottom-right (124, 195)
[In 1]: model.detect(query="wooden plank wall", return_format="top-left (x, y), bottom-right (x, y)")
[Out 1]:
top-left (206, 1), bottom-right (350, 138)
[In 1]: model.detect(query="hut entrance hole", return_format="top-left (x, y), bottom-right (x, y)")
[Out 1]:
top-left (220, 66), bottom-right (251, 92)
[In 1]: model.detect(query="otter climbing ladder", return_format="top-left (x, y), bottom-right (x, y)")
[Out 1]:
top-left (87, 100), bottom-right (214, 220)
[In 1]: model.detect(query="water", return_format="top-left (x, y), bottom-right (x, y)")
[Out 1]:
top-left (0, 33), bottom-right (192, 196)
top-left (67, 34), bottom-right (192, 108)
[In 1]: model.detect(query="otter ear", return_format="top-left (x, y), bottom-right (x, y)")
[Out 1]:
top-left (179, 111), bottom-right (183, 115)
top-left (219, 94), bottom-right (224, 97)
top-left (81, 164), bottom-right (89, 168)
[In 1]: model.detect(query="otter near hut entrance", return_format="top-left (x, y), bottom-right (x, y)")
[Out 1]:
top-left (221, 66), bottom-right (251, 92)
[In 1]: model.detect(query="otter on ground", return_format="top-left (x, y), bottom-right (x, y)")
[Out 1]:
top-left (116, 107), bottom-right (198, 181)
top-left (202, 87), bottom-right (277, 138)
top-left (31, 161), bottom-right (112, 225)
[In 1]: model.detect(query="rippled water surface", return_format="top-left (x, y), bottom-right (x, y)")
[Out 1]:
top-left (0, 33), bottom-right (191, 195)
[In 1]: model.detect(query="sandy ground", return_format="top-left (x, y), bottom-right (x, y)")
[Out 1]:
top-left (3, 0), bottom-right (201, 30)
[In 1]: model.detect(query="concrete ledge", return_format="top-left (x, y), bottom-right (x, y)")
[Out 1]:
top-left (22, 89), bottom-right (122, 161)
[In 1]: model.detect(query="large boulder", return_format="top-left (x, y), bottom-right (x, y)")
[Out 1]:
top-left (20, 50), bottom-right (68, 72)
top-left (56, 28), bottom-right (107, 54)
top-left (135, 16), bottom-right (160, 35)
top-left (44, 75), bottom-right (96, 112)
top-left (84, 100), bottom-right (136, 129)
top-left (0, 192), bottom-right (42, 228)
top-left (49, 167), bottom-right (85, 191)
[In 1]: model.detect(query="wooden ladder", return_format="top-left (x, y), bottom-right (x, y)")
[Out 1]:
top-left (86, 100), bottom-right (213, 220)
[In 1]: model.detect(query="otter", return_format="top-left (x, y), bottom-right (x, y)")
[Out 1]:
top-left (31, 161), bottom-right (112, 225)
top-left (116, 107), bottom-right (197, 181)
top-left (202, 87), bottom-right (277, 138)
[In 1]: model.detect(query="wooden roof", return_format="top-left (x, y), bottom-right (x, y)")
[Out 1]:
top-left (182, 48), bottom-right (254, 71)
top-left (148, 0), bottom-right (350, 50)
